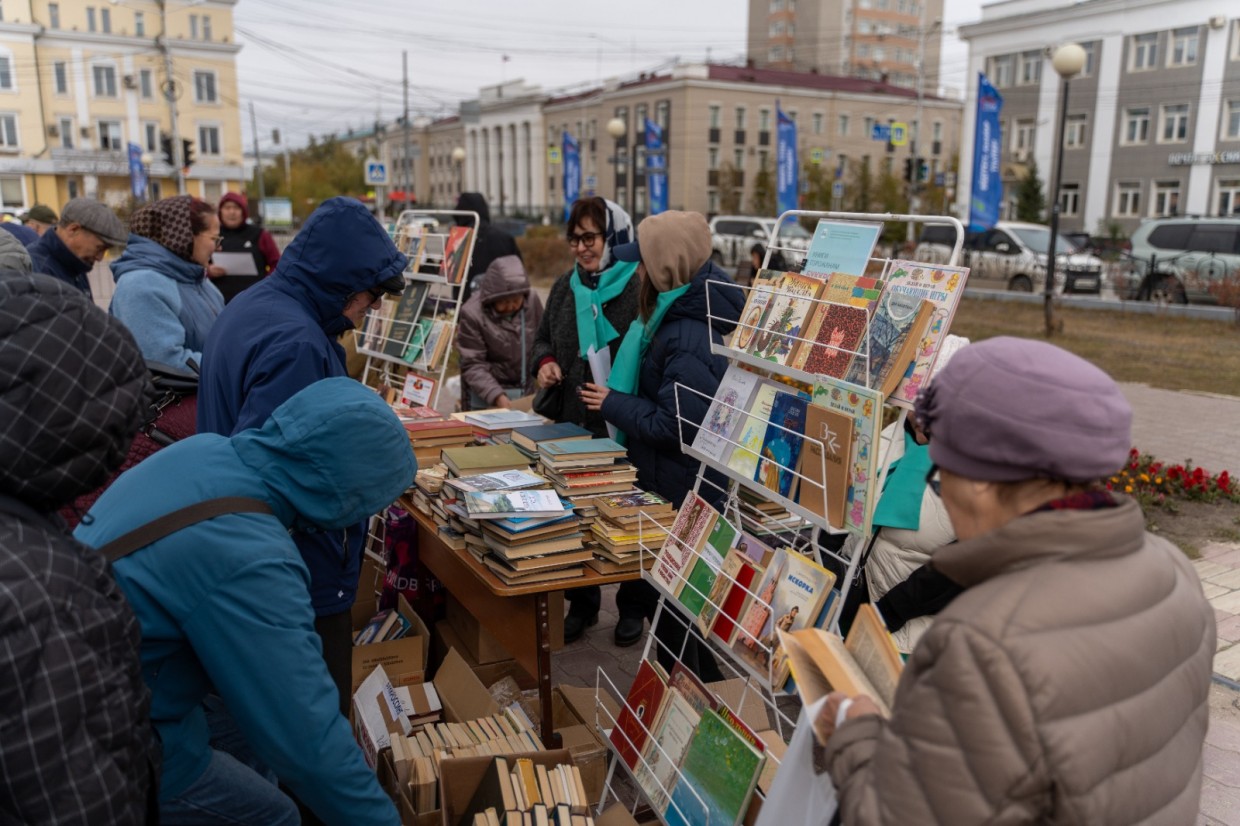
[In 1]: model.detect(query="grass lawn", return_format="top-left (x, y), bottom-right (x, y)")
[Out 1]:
top-left (950, 298), bottom-right (1240, 397)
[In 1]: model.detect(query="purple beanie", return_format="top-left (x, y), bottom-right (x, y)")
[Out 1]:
top-left (914, 336), bottom-right (1132, 483)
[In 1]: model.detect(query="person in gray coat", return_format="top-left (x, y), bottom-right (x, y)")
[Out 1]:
top-left (0, 228), bottom-right (32, 272)
top-left (457, 254), bottom-right (544, 410)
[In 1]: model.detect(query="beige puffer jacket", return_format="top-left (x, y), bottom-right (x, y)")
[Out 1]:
top-left (827, 497), bottom-right (1215, 824)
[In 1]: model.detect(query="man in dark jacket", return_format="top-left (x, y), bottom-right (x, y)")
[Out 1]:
top-left (197, 196), bottom-right (408, 712)
top-left (0, 273), bottom-right (157, 824)
top-left (455, 192), bottom-right (521, 305)
top-left (29, 198), bottom-right (128, 297)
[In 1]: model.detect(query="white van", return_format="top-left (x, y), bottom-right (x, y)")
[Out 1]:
top-left (914, 221), bottom-right (1104, 294)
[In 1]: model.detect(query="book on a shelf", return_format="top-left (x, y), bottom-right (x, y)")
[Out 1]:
top-left (796, 402), bottom-right (855, 529)
top-left (464, 489), bottom-right (569, 520)
top-left (733, 531), bottom-right (777, 568)
top-left (634, 688), bottom-right (701, 813)
top-left (723, 381), bottom-right (783, 480)
top-left (441, 444), bottom-right (530, 476)
top-left (666, 662), bottom-right (718, 717)
top-left (690, 365), bottom-right (762, 465)
top-left (380, 281), bottom-right (430, 359)
top-left (361, 298), bottom-right (394, 353)
top-left (650, 494), bottom-right (718, 598)
top-left (745, 273), bottom-right (823, 366)
top-left (881, 259), bottom-right (971, 407)
top-left (729, 269), bottom-right (781, 351)
top-left (818, 272), bottom-right (885, 312)
top-left (781, 603), bottom-right (903, 715)
top-left (441, 226), bottom-right (473, 284)
top-left (399, 372), bottom-right (438, 408)
top-left (511, 422), bottom-right (592, 455)
top-left (663, 707), bottom-right (765, 826)
top-left (843, 289), bottom-right (934, 399)
top-left (412, 318), bottom-right (454, 371)
top-left (611, 659), bottom-right (668, 770)
top-left (812, 375), bottom-right (882, 534)
top-left (698, 550), bottom-right (754, 639)
top-left (755, 391), bottom-right (810, 499)
top-left (678, 514), bottom-right (737, 618)
top-left (802, 219), bottom-right (884, 279)
top-left (732, 548), bottom-right (836, 687)
top-left (790, 299), bottom-right (871, 378)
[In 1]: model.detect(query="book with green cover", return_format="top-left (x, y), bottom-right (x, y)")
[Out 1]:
top-left (538, 437), bottom-right (625, 458)
top-left (440, 444), bottom-right (530, 476)
top-left (663, 708), bottom-right (764, 826)
top-left (678, 515), bottom-right (737, 618)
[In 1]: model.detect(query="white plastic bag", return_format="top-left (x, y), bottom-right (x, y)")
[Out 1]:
top-left (754, 698), bottom-right (838, 826)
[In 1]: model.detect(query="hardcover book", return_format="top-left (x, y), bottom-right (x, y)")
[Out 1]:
top-left (663, 708), bottom-right (765, 826)
top-left (813, 375), bottom-right (882, 535)
top-left (441, 444), bottom-right (531, 476)
top-left (650, 494), bottom-right (718, 598)
top-left (401, 318), bottom-right (435, 364)
top-left (791, 300), bottom-right (870, 378)
top-left (781, 603), bottom-right (903, 715)
top-left (797, 403), bottom-right (855, 529)
top-left (678, 514), bottom-right (737, 618)
top-left (690, 365), bottom-right (761, 465)
top-left (610, 659), bottom-right (668, 770)
top-left (844, 290), bottom-right (933, 399)
top-left (635, 689), bottom-right (701, 813)
top-left (441, 226), bottom-right (473, 284)
top-left (511, 422), bottom-right (592, 454)
top-left (802, 219), bottom-right (883, 279)
top-left (707, 553), bottom-right (760, 645)
top-left (819, 273), bottom-right (884, 312)
top-left (445, 469), bottom-right (547, 495)
top-left (464, 489), bottom-right (568, 520)
top-left (755, 391), bottom-right (809, 499)
top-left (881, 260), bottom-right (971, 407)
top-left (594, 490), bottom-right (674, 520)
top-left (724, 381), bottom-right (782, 480)
top-left (729, 269), bottom-right (781, 352)
top-left (382, 281), bottom-right (429, 359)
top-left (745, 273), bottom-right (823, 366)
top-left (733, 532), bottom-right (776, 568)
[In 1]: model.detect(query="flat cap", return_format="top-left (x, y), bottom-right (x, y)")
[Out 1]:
top-left (61, 198), bottom-right (127, 247)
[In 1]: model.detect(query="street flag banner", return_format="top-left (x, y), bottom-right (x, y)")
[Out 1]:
top-left (563, 131), bottom-right (581, 223)
top-left (645, 118), bottom-right (668, 215)
top-left (776, 103), bottom-right (799, 215)
top-left (127, 142), bottom-right (147, 201)
top-left (969, 73), bottom-right (1004, 232)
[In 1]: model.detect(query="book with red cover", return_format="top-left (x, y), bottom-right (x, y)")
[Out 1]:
top-left (710, 556), bottom-right (760, 645)
top-left (795, 301), bottom-right (870, 378)
top-left (441, 226), bottom-right (473, 284)
top-left (610, 659), bottom-right (668, 770)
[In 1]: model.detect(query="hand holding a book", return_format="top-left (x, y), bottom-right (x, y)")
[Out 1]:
top-left (579, 382), bottom-right (610, 411)
top-left (812, 691), bottom-right (882, 745)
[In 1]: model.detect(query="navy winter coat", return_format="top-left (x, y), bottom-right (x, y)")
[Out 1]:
top-left (30, 228), bottom-right (93, 296)
top-left (600, 262), bottom-right (743, 509)
top-left (197, 197), bottom-right (407, 615)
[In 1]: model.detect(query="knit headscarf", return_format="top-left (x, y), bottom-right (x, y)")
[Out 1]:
top-left (597, 199), bottom-right (634, 272)
top-left (129, 195), bottom-right (199, 262)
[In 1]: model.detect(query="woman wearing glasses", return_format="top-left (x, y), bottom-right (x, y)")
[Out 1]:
top-left (110, 195), bottom-right (225, 371)
top-left (530, 196), bottom-right (640, 645)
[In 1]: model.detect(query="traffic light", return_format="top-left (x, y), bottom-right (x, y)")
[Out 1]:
top-left (181, 138), bottom-right (195, 169)
top-left (916, 158), bottom-right (929, 183)
top-left (903, 158), bottom-right (914, 182)
top-left (160, 132), bottom-right (174, 166)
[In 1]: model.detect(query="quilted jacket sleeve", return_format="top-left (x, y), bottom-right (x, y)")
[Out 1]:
top-left (457, 299), bottom-right (503, 406)
top-left (826, 619), bottom-right (1049, 824)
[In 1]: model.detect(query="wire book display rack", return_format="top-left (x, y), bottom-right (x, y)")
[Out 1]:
top-left (353, 209), bottom-right (480, 412)
top-left (591, 210), bottom-right (966, 825)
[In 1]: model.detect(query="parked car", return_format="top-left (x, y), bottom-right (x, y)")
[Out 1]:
top-left (1122, 216), bottom-right (1240, 304)
top-left (914, 221), bottom-right (1105, 294)
top-left (710, 215), bottom-right (812, 280)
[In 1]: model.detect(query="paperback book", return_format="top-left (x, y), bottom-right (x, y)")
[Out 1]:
top-left (755, 391), bottom-right (809, 499)
top-left (678, 514), bottom-right (737, 618)
top-left (781, 603), bottom-right (904, 715)
top-left (611, 659), bottom-right (668, 770)
top-left (690, 365), bottom-right (761, 465)
top-left (812, 376), bottom-right (882, 534)
top-left (650, 494), bottom-right (718, 598)
top-left (464, 489), bottom-right (568, 520)
top-left (881, 259), bottom-right (970, 407)
top-left (730, 269), bottom-right (781, 352)
top-left (796, 403), bottom-right (855, 529)
top-left (635, 689), bottom-right (701, 813)
top-left (381, 281), bottom-right (430, 360)
top-left (843, 289), bottom-right (933, 399)
top-left (664, 708), bottom-right (765, 826)
top-left (441, 226), bottom-right (473, 284)
top-left (802, 219), bottom-right (883, 279)
top-left (724, 381), bottom-right (784, 480)
top-left (791, 300), bottom-right (870, 378)
top-left (745, 273), bottom-right (823, 366)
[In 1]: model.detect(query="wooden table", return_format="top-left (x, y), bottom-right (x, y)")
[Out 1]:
top-left (409, 509), bottom-right (640, 748)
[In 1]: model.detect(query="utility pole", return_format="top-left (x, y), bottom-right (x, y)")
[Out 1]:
top-left (906, 14), bottom-right (938, 242)
top-left (402, 50), bottom-right (412, 205)
top-left (249, 102), bottom-right (266, 222)
top-left (157, 0), bottom-right (186, 195)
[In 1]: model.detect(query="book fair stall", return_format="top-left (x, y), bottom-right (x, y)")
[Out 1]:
top-left (348, 209), bottom-right (970, 826)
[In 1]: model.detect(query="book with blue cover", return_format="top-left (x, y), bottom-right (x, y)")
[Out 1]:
top-left (755, 391), bottom-right (809, 498)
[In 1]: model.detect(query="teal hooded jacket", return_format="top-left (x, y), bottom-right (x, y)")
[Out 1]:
top-left (76, 377), bottom-right (416, 825)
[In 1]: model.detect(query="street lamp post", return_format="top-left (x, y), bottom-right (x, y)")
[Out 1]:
top-left (605, 117), bottom-right (626, 212)
top-left (451, 146), bottom-right (466, 196)
top-left (1044, 42), bottom-right (1086, 337)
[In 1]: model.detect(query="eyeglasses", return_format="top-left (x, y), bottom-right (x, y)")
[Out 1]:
top-left (925, 463), bottom-right (942, 497)
top-left (567, 231), bottom-right (601, 248)
top-left (202, 235), bottom-right (223, 249)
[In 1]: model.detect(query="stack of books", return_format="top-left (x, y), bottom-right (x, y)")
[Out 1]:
top-left (587, 491), bottom-right (677, 575)
top-left (510, 422), bottom-right (592, 462)
top-left (458, 409), bottom-right (548, 444)
top-left (537, 438), bottom-right (638, 497)
top-left (462, 757), bottom-right (592, 826)
top-left (405, 419), bottom-right (477, 468)
top-left (354, 607), bottom-right (416, 645)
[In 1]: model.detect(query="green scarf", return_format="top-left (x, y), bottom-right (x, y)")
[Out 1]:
top-left (606, 282), bottom-right (692, 445)
top-left (871, 431), bottom-right (933, 531)
top-left (570, 260), bottom-right (639, 358)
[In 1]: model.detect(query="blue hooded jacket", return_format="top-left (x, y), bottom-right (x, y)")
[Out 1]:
top-left (198, 197), bottom-right (407, 614)
top-left (76, 378), bottom-right (415, 825)
top-left (600, 262), bottom-right (743, 509)
top-left (109, 233), bottom-right (225, 369)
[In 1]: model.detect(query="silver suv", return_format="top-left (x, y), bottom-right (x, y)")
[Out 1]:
top-left (914, 221), bottom-right (1104, 294)
top-left (709, 215), bottom-right (811, 273)
top-left (1123, 217), bottom-right (1240, 304)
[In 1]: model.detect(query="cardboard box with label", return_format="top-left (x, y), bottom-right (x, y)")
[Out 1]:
top-left (352, 593), bottom-right (431, 696)
top-left (439, 750), bottom-right (573, 826)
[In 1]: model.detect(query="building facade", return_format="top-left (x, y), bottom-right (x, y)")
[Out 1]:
top-left (957, 0), bottom-right (1240, 235)
top-left (747, 0), bottom-right (943, 92)
top-left (0, 0), bottom-right (244, 212)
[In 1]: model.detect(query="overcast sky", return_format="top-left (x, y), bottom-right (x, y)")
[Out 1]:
top-left (232, 0), bottom-right (984, 152)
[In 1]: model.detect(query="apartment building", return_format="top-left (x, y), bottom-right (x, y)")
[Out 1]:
top-left (747, 0), bottom-right (943, 92)
top-left (957, 0), bottom-right (1240, 235)
top-left (0, 0), bottom-right (244, 213)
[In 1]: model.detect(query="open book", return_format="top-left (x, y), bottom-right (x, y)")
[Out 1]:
top-left (778, 603), bottom-right (903, 716)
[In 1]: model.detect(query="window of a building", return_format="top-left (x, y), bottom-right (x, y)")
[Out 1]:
top-left (202, 15), bottom-right (212, 41)
top-left (1160, 103), bottom-right (1190, 143)
top-left (48, 2), bottom-right (59, 28)
top-left (0, 114), bottom-right (17, 148)
top-left (838, 114), bottom-right (850, 136)
top-left (1114, 182), bottom-right (1142, 217)
top-left (1012, 118), bottom-right (1035, 152)
top-left (1020, 51), bottom-right (1041, 85)
top-left (1122, 107), bottom-right (1150, 144)
top-left (93, 65), bottom-right (117, 97)
top-left (189, 14), bottom-right (198, 39)
top-left (759, 108), bottom-right (771, 131)
top-left (1152, 181), bottom-right (1181, 216)
top-left (58, 116), bottom-right (73, 148)
top-left (1059, 183), bottom-right (1081, 216)
top-left (100, 7), bottom-right (110, 33)
top-left (87, 6), bottom-right (96, 32)
top-left (812, 112), bottom-right (823, 134)
top-left (768, 46), bottom-right (783, 62)
top-left (990, 54), bottom-right (1014, 87)
top-left (1224, 100), bottom-right (1240, 140)
top-left (53, 61), bottom-right (67, 94)
top-left (1080, 42), bottom-right (1097, 76)
top-left (708, 105), bottom-right (721, 130)
top-left (144, 121), bottom-right (158, 153)
top-left (735, 106), bottom-right (746, 130)
top-left (198, 124), bottom-right (220, 156)
top-left (1169, 27), bottom-right (1198, 67)
top-left (1217, 180), bottom-right (1240, 216)
top-left (708, 147), bottom-right (719, 170)
top-left (0, 54), bottom-right (15, 91)
top-left (1131, 32), bottom-right (1158, 71)
top-left (1065, 115), bottom-right (1087, 148)
top-left (67, 179), bottom-right (80, 199)
top-left (97, 119), bottom-right (122, 151)
top-left (707, 189), bottom-right (720, 214)
top-left (194, 71), bottom-right (217, 103)
top-left (135, 10), bottom-right (144, 35)
top-left (140, 68), bottom-right (153, 99)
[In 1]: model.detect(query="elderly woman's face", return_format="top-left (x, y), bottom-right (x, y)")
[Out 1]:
top-left (569, 217), bottom-right (605, 274)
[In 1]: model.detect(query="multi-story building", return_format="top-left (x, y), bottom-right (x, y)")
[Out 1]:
top-left (0, 0), bottom-right (245, 213)
top-left (747, 0), bottom-right (943, 92)
top-left (956, 0), bottom-right (1240, 235)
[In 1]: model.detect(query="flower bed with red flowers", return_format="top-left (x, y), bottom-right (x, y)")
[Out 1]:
top-left (1108, 448), bottom-right (1240, 511)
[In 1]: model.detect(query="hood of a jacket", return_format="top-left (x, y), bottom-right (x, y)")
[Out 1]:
top-left (665, 261), bottom-right (743, 338)
top-left (0, 274), bottom-right (150, 511)
top-left (266, 197), bottom-right (407, 337)
top-left (111, 234), bottom-right (206, 285)
top-left (219, 191), bottom-right (249, 223)
top-left (231, 377), bottom-right (417, 530)
top-left (454, 192), bottom-right (491, 226)
top-left (479, 255), bottom-right (529, 304)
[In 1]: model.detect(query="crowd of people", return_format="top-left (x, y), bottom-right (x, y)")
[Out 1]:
top-left (0, 187), bottom-right (1220, 826)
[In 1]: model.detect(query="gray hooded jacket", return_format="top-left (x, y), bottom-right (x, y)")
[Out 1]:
top-left (457, 254), bottom-right (544, 407)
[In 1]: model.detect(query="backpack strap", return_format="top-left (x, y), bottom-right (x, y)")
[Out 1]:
top-left (98, 497), bottom-right (273, 564)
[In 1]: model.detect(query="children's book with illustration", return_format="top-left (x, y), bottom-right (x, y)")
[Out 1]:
top-left (812, 375), bottom-right (882, 535)
top-left (650, 494), bottom-right (718, 598)
top-left (663, 708), bottom-right (765, 826)
top-left (730, 269), bottom-right (781, 352)
top-left (797, 403), bottom-right (855, 529)
top-left (745, 273), bottom-right (823, 366)
top-left (791, 300), bottom-right (870, 378)
top-left (690, 365), bottom-right (761, 465)
top-left (441, 225), bottom-right (473, 284)
top-left (699, 550), bottom-right (757, 640)
top-left (754, 391), bottom-right (809, 499)
top-left (611, 659), bottom-right (668, 770)
top-left (802, 220), bottom-right (883, 279)
top-left (781, 603), bottom-right (903, 715)
top-left (881, 259), bottom-right (970, 407)
top-left (844, 289), bottom-right (933, 399)
top-left (725, 381), bottom-right (792, 481)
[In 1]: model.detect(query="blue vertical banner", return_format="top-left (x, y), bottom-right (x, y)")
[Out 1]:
top-left (776, 102), bottom-right (798, 215)
top-left (127, 142), bottom-right (147, 201)
top-left (562, 131), bottom-right (581, 222)
top-left (645, 118), bottom-right (668, 215)
top-left (969, 73), bottom-right (1004, 232)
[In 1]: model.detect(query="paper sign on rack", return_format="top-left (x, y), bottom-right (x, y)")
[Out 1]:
top-left (400, 373), bottom-right (437, 408)
top-left (802, 220), bottom-right (883, 279)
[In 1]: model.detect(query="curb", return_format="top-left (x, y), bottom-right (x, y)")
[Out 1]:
top-left (968, 288), bottom-right (1239, 322)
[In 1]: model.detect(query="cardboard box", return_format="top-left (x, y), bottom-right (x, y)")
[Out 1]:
top-left (445, 595), bottom-right (510, 665)
top-left (551, 684), bottom-right (619, 803)
top-left (433, 621), bottom-right (536, 692)
top-left (378, 747), bottom-right (438, 826)
top-left (439, 749), bottom-right (573, 826)
top-left (433, 646), bottom-right (501, 724)
top-left (353, 664), bottom-right (412, 769)
top-left (352, 593), bottom-right (431, 695)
